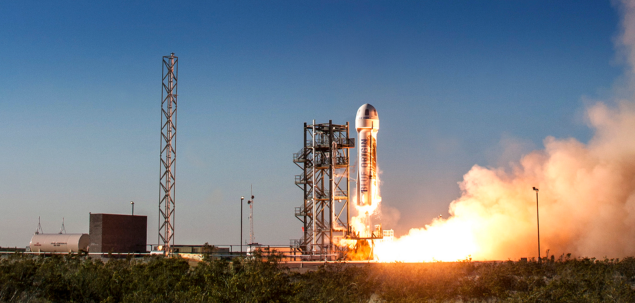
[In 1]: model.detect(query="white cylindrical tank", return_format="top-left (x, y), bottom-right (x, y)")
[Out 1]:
top-left (355, 104), bottom-right (379, 206)
top-left (29, 233), bottom-right (90, 253)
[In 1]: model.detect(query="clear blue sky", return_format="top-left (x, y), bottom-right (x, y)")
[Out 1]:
top-left (0, 1), bottom-right (622, 247)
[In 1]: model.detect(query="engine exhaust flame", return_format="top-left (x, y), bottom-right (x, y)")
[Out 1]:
top-left (340, 1), bottom-right (635, 262)
top-left (372, 99), bottom-right (635, 261)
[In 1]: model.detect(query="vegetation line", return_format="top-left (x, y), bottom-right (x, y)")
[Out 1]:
top-left (1, 250), bottom-right (635, 302)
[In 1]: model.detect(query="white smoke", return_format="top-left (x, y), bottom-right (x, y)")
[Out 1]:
top-left (375, 0), bottom-right (635, 261)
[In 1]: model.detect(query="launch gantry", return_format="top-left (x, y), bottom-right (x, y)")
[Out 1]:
top-left (293, 121), bottom-right (354, 259)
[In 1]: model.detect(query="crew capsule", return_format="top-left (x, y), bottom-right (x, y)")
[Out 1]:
top-left (355, 104), bottom-right (379, 131)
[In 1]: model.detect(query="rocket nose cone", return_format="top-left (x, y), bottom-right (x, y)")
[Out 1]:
top-left (356, 104), bottom-right (379, 130)
top-left (356, 104), bottom-right (378, 120)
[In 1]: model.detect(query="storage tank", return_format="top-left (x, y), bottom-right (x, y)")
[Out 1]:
top-left (29, 233), bottom-right (90, 253)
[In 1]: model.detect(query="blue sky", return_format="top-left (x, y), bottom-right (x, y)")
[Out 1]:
top-left (0, 1), bottom-right (622, 247)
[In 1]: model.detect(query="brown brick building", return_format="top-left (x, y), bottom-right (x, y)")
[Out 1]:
top-left (89, 213), bottom-right (147, 253)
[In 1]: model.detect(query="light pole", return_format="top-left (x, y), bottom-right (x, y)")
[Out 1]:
top-left (532, 187), bottom-right (541, 263)
top-left (130, 201), bottom-right (134, 216)
top-left (240, 196), bottom-right (244, 256)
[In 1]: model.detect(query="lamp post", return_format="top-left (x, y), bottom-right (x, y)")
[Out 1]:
top-left (240, 196), bottom-right (244, 256)
top-left (532, 187), bottom-right (541, 263)
top-left (130, 201), bottom-right (134, 216)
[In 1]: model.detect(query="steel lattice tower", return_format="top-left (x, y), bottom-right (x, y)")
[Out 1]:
top-left (293, 121), bottom-right (354, 259)
top-left (159, 53), bottom-right (178, 254)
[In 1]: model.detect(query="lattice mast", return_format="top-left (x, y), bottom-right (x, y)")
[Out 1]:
top-left (293, 121), bottom-right (354, 259)
top-left (35, 217), bottom-right (43, 235)
top-left (59, 218), bottom-right (66, 234)
top-left (248, 186), bottom-right (255, 244)
top-left (159, 53), bottom-right (178, 254)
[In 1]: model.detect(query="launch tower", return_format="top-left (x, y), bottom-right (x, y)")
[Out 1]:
top-left (293, 121), bottom-right (354, 259)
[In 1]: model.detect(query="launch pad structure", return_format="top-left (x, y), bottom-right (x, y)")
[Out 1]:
top-left (293, 121), bottom-right (355, 259)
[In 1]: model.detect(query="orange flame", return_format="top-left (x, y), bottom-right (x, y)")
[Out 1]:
top-left (341, 1), bottom-right (635, 261)
top-left (342, 129), bottom-right (508, 262)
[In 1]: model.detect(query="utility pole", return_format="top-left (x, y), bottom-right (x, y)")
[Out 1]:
top-left (533, 187), bottom-right (541, 263)
top-left (240, 196), bottom-right (244, 255)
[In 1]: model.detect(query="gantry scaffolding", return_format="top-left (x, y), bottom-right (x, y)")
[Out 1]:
top-left (159, 53), bottom-right (178, 254)
top-left (292, 121), bottom-right (354, 259)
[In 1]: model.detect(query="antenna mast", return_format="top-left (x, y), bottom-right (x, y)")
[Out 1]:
top-left (59, 218), bottom-right (66, 234)
top-left (35, 217), bottom-right (43, 234)
top-left (159, 53), bottom-right (178, 254)
top-left (248, 185), bottom-right (255, 244)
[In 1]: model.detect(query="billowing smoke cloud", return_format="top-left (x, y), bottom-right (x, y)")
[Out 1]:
top-left (374, 0), bottom-right (635, 261)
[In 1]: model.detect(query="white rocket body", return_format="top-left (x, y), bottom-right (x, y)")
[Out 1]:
top-left (355, 104), bottom-right (379, 206)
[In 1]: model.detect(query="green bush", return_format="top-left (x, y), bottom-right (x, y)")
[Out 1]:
top-left (1, 252), bottom-right (635, 302)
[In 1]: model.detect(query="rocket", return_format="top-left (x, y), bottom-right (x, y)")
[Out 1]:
top-left (356, 104), bottom-right (379, 206)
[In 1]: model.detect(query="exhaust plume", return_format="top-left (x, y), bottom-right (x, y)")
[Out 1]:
top-left (370, 1), bottom-right (635, 261)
